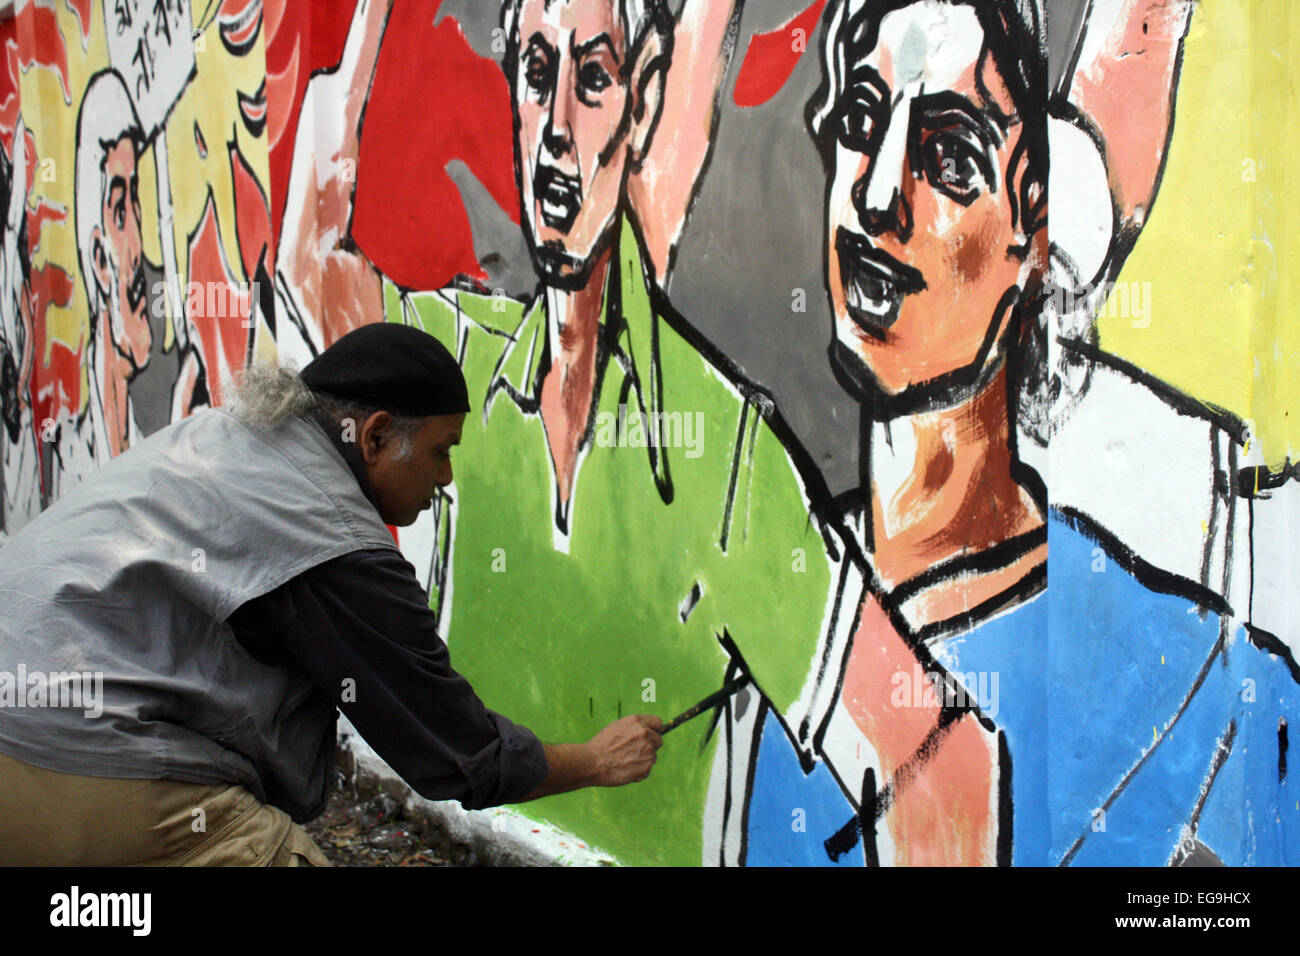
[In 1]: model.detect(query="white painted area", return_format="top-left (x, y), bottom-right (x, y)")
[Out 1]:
top-left (272, 274), bottom-right (323, 366)
top-left (786, 546), bottom-right (864, 755)
top-left (1048, 118), bottom-right (1112, 286)
top-left (869, 417), bottom-right (921, 543)
top-left (1049, 361), bottom-right (1221, 591)
top-left (1247, 477), bottom-right (1300, 659)
top-left (103, 0), bottom-right (195, 137)
top-left (337, 715), bottom-right (618, 866)
top-left (877, 3), bottom-right (984, 92)
top-left (702, 681), bottom-right (762, 867)
top-left (399, 506), bottom-right (437, 597)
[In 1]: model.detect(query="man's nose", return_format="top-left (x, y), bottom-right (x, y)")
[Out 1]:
top-left (542, 62), bottom-right (575, 157)
top-left (853, 105), bottom-right (914, 242)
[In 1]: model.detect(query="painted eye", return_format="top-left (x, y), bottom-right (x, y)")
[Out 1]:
top-left (925, 129), bottom-right (990, 201)
top-left (578, 62), bottom-right (611, 96)
top-left (524, 52), bottom-right (550, 94)
top-left (836, 90), bottom-right (881, 153)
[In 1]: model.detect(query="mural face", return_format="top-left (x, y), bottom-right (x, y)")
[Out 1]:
top-left (823, 2), bottom-right (1032, 399)
top-left (2, 0), bottom-right (1297, 870)
top-left (97, 136), bottom-right (151, 371)
top-left (0, 0), bottom-right (272, 509)
top-left (511, 0), bottom-right (639, 290)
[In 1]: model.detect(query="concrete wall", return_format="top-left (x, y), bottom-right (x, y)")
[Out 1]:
top-left (2, 0), bottom-right (1295, 866)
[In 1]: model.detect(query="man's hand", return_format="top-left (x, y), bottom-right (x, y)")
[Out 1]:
top-left (586, 714), bottom-right (664, 786)
top-left (522, 715), bottom-right (664, 802)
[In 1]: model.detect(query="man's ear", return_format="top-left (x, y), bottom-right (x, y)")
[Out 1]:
top-left (628, 30), bottom-right (668, 169)
top-left (90, 228), bottom-right (112, 299)
top-left (358, 410), bottom-right (393, 465)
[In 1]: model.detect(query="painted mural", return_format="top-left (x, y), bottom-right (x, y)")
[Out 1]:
top-left (1, 0), bottom-right (1296, 867)
top-left (0, 0), bottom-right (275, 540)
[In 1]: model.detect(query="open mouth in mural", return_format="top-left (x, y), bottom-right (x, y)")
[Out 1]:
top-left (127, 263), bottom-right (147, 315)
top-left (535, 165), bottom-right (582, 232)
top-left (836, 228), bottom-right (926, 340)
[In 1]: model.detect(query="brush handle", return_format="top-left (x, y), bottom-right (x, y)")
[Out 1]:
top-left (661, 675), bottom-right (751, 735)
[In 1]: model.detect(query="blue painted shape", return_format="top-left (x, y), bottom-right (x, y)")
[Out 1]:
top-left (745, 709), bottom-right (864, 866)
top-left (739, 509), bottom-right (1300, 866)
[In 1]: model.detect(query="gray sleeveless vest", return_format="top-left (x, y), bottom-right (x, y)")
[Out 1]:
top-left (0, 407), bottom-right (398, 821)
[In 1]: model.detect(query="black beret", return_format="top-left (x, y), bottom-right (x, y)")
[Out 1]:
top-left (300, 323), bottom-right (470, 417)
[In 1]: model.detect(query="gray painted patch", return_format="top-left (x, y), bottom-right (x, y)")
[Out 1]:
top-left (897, 17), bottom-right (930, 86)
top-left (668, 0), bottom-right (858, 494)
top-left (432, 0), bottom-right (501, 60)
top-left (446, 159), bottom-right (536, 300)
top-left (1048, 0), bottom-right (1090, 93)
top-left (127, 260), bottom-right (182, 438)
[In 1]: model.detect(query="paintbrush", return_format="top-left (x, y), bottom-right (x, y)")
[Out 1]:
top-left (661, 675), bottom-right (751, 735)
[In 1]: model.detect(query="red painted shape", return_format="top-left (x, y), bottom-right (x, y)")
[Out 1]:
top-left (185, 194), bottom-right (253, 406)
top-left (11, 2), bottom-right (72, 103)
top-left (10, 126), bottom-right (79, 436)
top-left (0, 39), bottom-right (20, 151)
top-left (0, 2), bottom-right (75, 149)
top-left (219, 0), bottom-right (264, 52)
top-left (25, 196), bottom-right (66, 260)
top-left (229, 138), bottom-right (272, 278)
top-left (29, 262), bottom-right (79, 427)
top-left (264, 24), bottom-right (297, 154)
top-left (263, 0), bottom-right (286, 41)
top-left (733, 0), bottom-right (825, 109)
top-left (352, 11), bottom-right (519, 291)
top-left (386, 524), bottom-right (400, 544)
top-left (266, 0), bottom-right (356, 245)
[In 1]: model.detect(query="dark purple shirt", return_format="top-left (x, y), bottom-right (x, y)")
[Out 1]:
top-left (225, 411), bottom-right (548, 812)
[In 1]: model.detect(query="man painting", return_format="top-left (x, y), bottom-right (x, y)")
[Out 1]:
top-left (275, 0), bottom-right (840, 865)
top-left (0, 323), bottom-right (665, 866)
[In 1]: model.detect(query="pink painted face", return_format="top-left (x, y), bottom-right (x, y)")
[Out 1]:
top-left (101, 137), bottom-right (150, 369)
top-left (512, 0), bottom-right (633, 289)
top-left (824, 3), bottom-right (1032, 400)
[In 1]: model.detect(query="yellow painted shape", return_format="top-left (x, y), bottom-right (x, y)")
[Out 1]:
top-left (1099, 0), bottom-right (1297, 466)
top-left (17, 1), bottom-right (274, 411)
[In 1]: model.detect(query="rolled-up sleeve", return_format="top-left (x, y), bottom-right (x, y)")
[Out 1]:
top-left (227, 548), bottom-right (550, 809)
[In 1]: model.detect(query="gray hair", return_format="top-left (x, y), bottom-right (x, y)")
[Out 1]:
top-left (230, 362), bottom-right (426, 462)
top-left (75, 69), bottom-right (144, 322)
top-left (500, 0), bottom-right (671, 70)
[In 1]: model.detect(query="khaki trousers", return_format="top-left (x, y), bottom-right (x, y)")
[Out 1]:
top-left (0, 750), bottom-right (331, 866)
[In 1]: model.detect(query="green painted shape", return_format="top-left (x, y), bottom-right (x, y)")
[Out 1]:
top-left (388, 219), bottom-right (831, 865)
